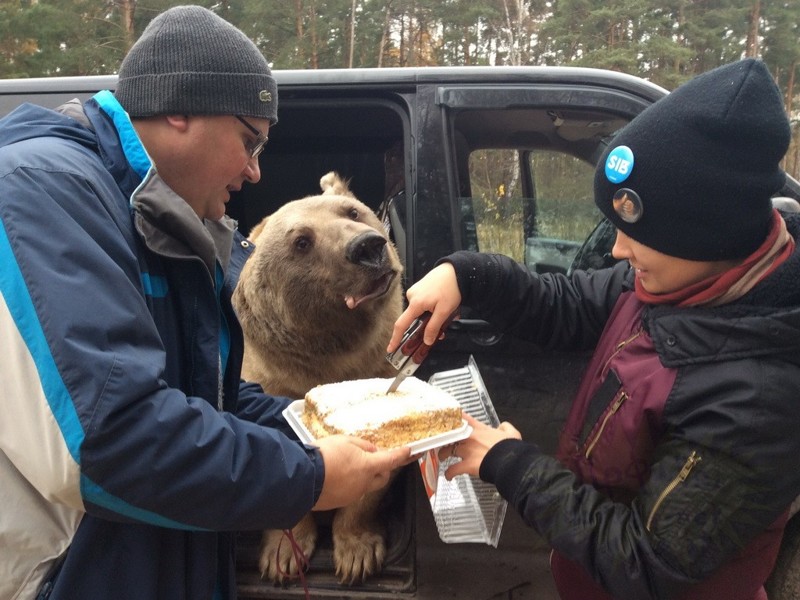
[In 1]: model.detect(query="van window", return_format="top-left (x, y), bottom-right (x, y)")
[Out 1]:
top-left (464, 147), bottom-right (601, 274)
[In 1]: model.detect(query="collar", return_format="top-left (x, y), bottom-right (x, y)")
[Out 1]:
top-left (92, 91), bottom-right (236, 276)
top-left (92, 90), bottom-right (151, 181)
top-left (131, 168), bottom-right (236, 277)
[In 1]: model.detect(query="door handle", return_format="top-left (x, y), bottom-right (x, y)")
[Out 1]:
top-left (448, 319), bottom-right (503, 346)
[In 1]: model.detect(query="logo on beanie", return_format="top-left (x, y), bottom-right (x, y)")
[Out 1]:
top-left (259, 90), bottom-right (272, 103)
top-left (612, 188), bottom-right (643, 223)
top-left (605, 146), bottom-right (634, 184)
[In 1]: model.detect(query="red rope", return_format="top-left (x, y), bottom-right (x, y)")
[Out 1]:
top-left (277, 529), bottom-right (311, 600)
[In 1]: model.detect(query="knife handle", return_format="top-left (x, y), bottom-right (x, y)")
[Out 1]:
top-left (407, 336), bottom-right (432, 366)
top-left (387, 309), bottom-right (459, 373)
top-left (403, 314), bottom-right (429, 353)
top-left (386, 312), bottom-right (429, 370)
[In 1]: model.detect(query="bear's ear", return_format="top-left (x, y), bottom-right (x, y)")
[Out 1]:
top-left (319, 171), bottom-right (354, 198)
top-left (247, 217), bottom-right (268, 241)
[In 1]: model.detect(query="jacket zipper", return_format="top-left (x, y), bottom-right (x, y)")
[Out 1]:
top-left (581, 327), bottom-right (643, 458)
top-left (646, 451), bottom-right (702, 532)
top-left (584, 391), bottom-right (628, 459)
top-left (601, 327), bottom-right (644, 374)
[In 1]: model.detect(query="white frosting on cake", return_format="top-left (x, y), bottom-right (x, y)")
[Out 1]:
top-left (303, 376), bottom-right (462, 447)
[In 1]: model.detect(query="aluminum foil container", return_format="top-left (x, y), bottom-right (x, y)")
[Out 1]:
top-left (423, 356), bottom-right (507, 546)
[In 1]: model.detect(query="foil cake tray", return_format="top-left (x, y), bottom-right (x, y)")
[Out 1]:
top-left (424, 356), bottom-right (508, 547)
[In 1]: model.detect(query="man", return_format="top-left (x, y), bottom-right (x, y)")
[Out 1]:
top-left (0, 6), bottom-right (409, 598)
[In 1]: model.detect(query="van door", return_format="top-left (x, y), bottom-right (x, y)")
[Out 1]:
top-left (413, 82), bottom-right (653, 449)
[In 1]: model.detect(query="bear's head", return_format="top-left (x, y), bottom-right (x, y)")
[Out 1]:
top-left (233, 172), bottom-right (404, 362)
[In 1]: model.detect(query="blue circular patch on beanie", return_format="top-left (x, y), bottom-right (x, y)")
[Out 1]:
top-left (604, 146), bottom-right (634, 184)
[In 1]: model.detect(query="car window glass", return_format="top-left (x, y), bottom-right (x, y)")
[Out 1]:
top-left (462, 148), bottom-right (526, 262)
top-left (526, 150), bottom-right (602, 273)
top-left (462, 148), bottom-right (602, 274)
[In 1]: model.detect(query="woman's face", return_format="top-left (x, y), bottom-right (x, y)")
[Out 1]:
top-left (611, 229), bottom-right (739, 294)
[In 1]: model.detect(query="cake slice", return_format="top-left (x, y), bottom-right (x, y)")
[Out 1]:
top-left (302, 376), bottom-right (463, 449)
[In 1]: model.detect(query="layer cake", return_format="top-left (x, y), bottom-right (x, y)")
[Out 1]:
top-left (302, 376), bottom-right (462, 449)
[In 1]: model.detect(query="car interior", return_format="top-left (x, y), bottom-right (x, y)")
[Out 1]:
top-left (228, 100), bottom-right (407, 238)
top-left (229, 96), bottom-right (631, 280)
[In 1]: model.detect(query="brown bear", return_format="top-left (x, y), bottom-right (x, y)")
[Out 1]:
top-left (232, 172), bottom-right (404, 585)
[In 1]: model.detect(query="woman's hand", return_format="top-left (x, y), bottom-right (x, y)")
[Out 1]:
top-left (439, 414), bottom-right (521, 480)
top-left (387, 262), bottom-right (462, 352)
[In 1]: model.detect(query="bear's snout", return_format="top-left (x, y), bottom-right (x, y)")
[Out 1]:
top-left (346, 231), bottom-right (388, 269)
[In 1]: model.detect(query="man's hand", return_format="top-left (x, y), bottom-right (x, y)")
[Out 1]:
top-left (312, 435), bottom-right (413, 511)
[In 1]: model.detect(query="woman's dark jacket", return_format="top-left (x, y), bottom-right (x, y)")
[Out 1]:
top-left (445, 213), bottom-right (800, 599)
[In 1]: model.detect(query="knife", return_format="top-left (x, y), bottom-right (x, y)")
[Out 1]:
top-left (385, 311), bottom-right (455, 393)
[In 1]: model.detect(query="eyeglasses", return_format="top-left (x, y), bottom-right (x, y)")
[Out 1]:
top-left (235, 115), bottom-right (269, 159)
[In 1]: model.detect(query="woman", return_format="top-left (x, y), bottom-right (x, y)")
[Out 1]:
top-left (389, 59), bottom-right (800, 599)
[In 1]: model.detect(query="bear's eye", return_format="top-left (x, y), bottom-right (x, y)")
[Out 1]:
top-left (294, 236), bottom-right (312, 251)
top-left (347, 208), bottom-right (359, 220)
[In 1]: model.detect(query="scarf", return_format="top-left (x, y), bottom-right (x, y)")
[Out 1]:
top-left (635, 210), bottom-right (794, 308)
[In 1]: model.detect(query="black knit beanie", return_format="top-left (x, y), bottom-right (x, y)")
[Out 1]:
top-left (115, 5), bottom-right (277, 123)
top-left (594, 58), bottom-right (789, 261)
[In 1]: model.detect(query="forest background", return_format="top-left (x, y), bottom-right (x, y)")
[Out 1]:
top-left (1, 0), bottom-right (798, 178)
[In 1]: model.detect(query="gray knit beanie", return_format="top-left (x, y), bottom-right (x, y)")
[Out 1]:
top-left (594, 58), bottom-right (789, 261)
top-left (115, 5), bottom-right (277, 123)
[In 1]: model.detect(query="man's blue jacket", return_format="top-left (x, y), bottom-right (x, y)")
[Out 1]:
top-left (0, 92), bottom-right (324, 599)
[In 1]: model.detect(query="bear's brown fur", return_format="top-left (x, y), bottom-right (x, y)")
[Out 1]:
top-left (233, 172), bottom-right (404, 584)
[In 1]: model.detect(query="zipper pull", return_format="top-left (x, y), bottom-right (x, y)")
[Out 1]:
top-left (678, 451), bottom-right (701, 481)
